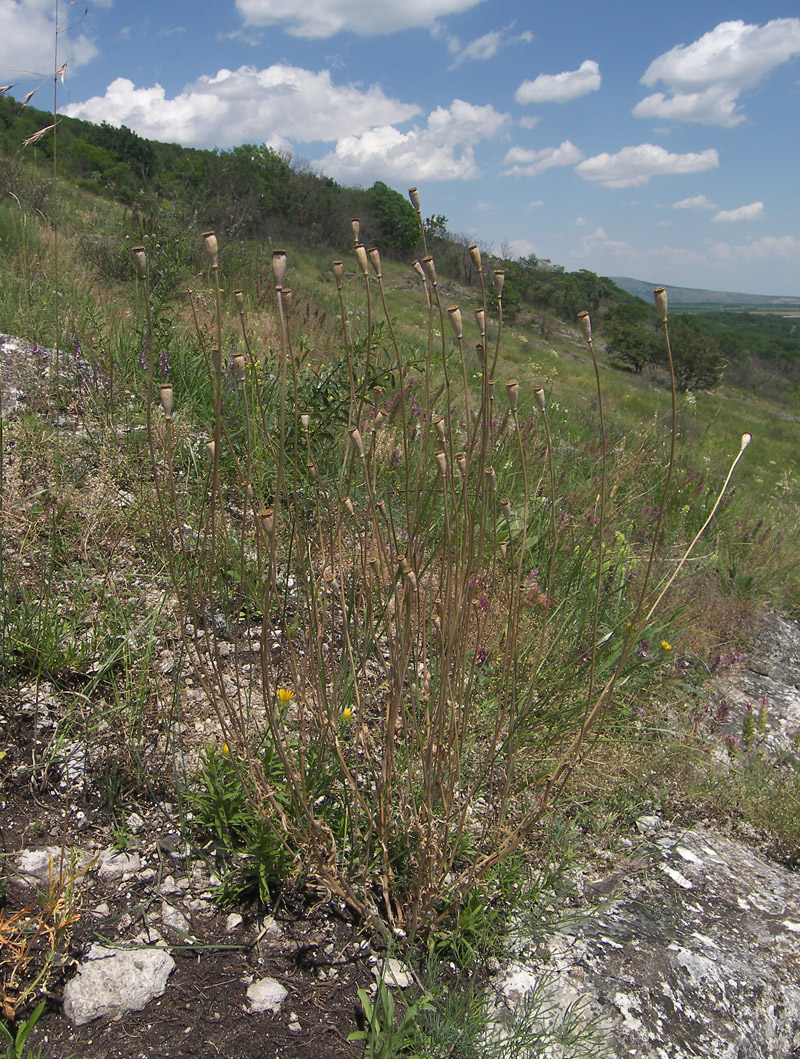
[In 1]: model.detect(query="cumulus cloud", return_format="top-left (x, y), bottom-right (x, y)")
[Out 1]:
top-left (62, 66), bottom-right (419, 149)
top-left (318, 99), bottom-right (509, 182)
top-left (0, 0), bottom-right (99, 82)
top-left (515, 60), bottom-right (600, 105)
top-left (446, 24), bottom-right (532, 68)
top-left (634, 18), bottom-right (800, 126)
top-left (710, 235), bottom-right (800, 263)
top-left (672, 194), bottom-right (717, 210)
top-left (575, 144), bottom-right (718, 188)
top-left (503, 140), bottom-right (584, 177)
top-left (235, 0), bottom-right (485, 38)
top-left (576, 227), bottom-right (633, 256)
top-left (712, 201), bottom-right (765, 222)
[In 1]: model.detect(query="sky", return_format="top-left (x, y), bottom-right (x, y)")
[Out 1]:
top-left (2, 0), bottom-right (800, 296)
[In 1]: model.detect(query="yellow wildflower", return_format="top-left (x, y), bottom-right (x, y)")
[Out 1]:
top-left (222, 743), bottom-right (231, 757)
top-left (342, 707), bottom-right (353, 721)
top-left (661, 640), bottom-right (672, 651)
top-left (277, 688), bottom-right (294, 703)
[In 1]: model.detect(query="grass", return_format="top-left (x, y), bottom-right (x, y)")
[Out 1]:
top-left (1, 172), bottom-right (798, 1054)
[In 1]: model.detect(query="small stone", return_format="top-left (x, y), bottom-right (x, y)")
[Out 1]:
top-left (288, 1012), bottom-right (301, 1032)
top-left (373, 957), bottom-right (413, 989)
top-left (63, 945), bottom-right (175, 1025)
top-left (635, 815), bottom-right (662, 836)
top-left (246, 977), bottom-right (288, 1014)
top-left (226, 913), bottom-right (244, 932)
top-left (160, 901), bottom-right (193, 940)
top-left (126, 812), bottom-right (145, 834)
top-left (98, 849), bottom-right (141, 879)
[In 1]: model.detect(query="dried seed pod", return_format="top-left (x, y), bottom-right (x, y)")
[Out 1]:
top-left (506, 379), bottom-right (519, 412)
top-left (475, 342), bottom-right (486, 367)
top-left (159, 383), bottom-right (174, 419)
top-left (533, 385), bottom-right (546, 412)
top-left (433, 415), bottom-right (446, 444)
top-left (447, 306), bottom-right (463, 340)
top-left (435, 450), bottom-right (447, 478)
top-left (486, 466), bottom-right (497, 491)
top-left (578, 310), bottom-right (592, 342)
top-left (653, 286), bottom-right (668, 323)
top-left (469, 244), bottom-right (482, 272)
top-left (203, 231), bottom-right (218, 268)
top-left (500, 496), bottom-right (512, 522)
top-left (493, 270), bottom-right (505, 297)
top-left (373, 409), bottom-right (385, 430)
top-left (205, 437), bottom-right (216, 457)
top-left (348, 426), bottom-right (365, 458)
top-left (488, 378), bottom-right (495, 402)
top-left (475, 307), bottom-right (486, 333)
top-left (455, 451), bottom-right (467, 477)
top-left (741, 432), bottom-right (752, 451)
top-left (399, 555), bottom-right (417, 592)
top-left (308, 462), bottom-right (318, 484)
top-left (421, 256), bottom-right (437, 285)
top-left (412, 260), bottom-right (426, 281)
top-left (368, 247), bottom-right (382, 277)
top-left (376, 499), bottom-right (388, 520)
top-left (231, 354), bottom-right (247, 384)
top-left (499, 541), bottom-right (508, 559)
top-left (278, 287), bottom-right (292, 313)
top-left (132, 246), bottom-right (147, 280)
top-left (351, 218), bottom-right (360, 244)
top-left (354, 243), bottom-right (369, 277)
top-left (300, 412), bottom-right (310, 431)
top-left (272, 250), bottom-right (287, 288)
top-left (260, 507), bottom-right (275, 539)
top-left (343, 496), bottom-right (355, 517)
top-left (408, 187), bottom-right (421, 212)
top-left (234, 290), bottom-right (245, 313)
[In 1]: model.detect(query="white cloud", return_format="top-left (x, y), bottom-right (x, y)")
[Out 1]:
top-left (518, 115), bottom-right (540, 130)
top-left (712, 201), bottom-right (765, 223)
top-left (576, 227), bottom-right (633, 256)
top-left (62, 66), bottom-right (420, 149)
top-left (634, 19), bottom-right (800, 126)
top-left (576, 144), bottom-right (718, 188)
top-left (515, 60), bottom-right (600, 105)
top-left (503, 140), bottom-right (584, 177)
top-left (574, 217), bottom-right (589, 227)
top-left (672, 194), bottom-right (717, 210)
top-left (505, 239), bottom-right (538, 259)
top-left (446, 24), bottom-right (532, 68)
top-left (235, 0), bottom-right (486, 38)
top-left (319, 99), bottom-right (509, 182)
top-left (710, 235), bottom-right (800, 263)
top-left (0, 0), bottom-right (99, 82)
top-left (525, 200), bottom-right (544, 210)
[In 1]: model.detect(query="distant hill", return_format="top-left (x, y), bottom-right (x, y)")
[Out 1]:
top-left (611, 277), bottom-right (800, 311)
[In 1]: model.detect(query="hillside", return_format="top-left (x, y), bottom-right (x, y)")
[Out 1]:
top-left (612, 275), bottom-right (800, 311)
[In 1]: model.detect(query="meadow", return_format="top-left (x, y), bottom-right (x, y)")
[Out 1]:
top-left (2, 146), bottom-right (800, 1056)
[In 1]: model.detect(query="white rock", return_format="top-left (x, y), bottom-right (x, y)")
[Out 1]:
top-left (373, 957), bottom-right (413, 989)
top-left (635, 815), bottom-right (662, 836)
top-left (62, 945), bottom-right (175, 1025)
top-left (226, 913), bottom-right (244, 932)
top-left (98, 849), bottom-right (141, 879)
top-left (246, 977), bottom-right (288, 1014)
top-left (160, 901), bottom-right (193, 939)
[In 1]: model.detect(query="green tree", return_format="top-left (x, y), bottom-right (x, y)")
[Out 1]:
top-left (369, 181), bottom-right (419, 253)
top-left (667, 316), bottom-right (726, 391)
top-left (604, 301), bottom-right (659, 373)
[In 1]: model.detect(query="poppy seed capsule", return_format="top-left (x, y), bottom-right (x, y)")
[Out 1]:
top-left (408, 187), bottom-right (421, 212)
top-left (308, 462), bottom-right (318, 484)
top-left (279, 288), bottom-right (292, 313)
top-left (368, 247), bottom-right (382, 277)
top-left (132, 246), bottom-right (147, 280)
top-left (205, 437), bottom-right (216, 457)
top-left (447, 306), bottom-right (463, 340)
top-left (159, 383), bottom-right (173, 419)
top-left (203, 231), bottom-right (218, 268)
top-left (234, 290), bottom-right (244, 313)
top-left (500, 497), bottom-right (512, 522)
top-left (260, 507), bottom-right (275, 539)
top-left (300, 412), bottom-right (310, 430)
top-left (741, 432), bottom-right (752, 451)
top-left (578, 310), bottom-right (592, 342)
top-left (351, 218), bottom-right (360, 244)
top-left (533, 385), bottom-right (546, 412)
top-left (493, 270), bottom-right (505, 297)
top-left (354, 244), bottom-right (369, 277)
top-left (506, 379), bottom-right (519, 412)
top-left (435, 450), bottom-right (447, 477)
top-left (422, 256), bottom-right (437, 285)
top-left (653, 286), bottom-right (668, 324)
top-left (475, 307), bottom-right (486, 333)
top-left (333, 261), bottom-right (344, 290)
top-left (272, 250), bottom-right (287, 288)
top-left (412, 260), bottom-right (426, 281)
top-left (433, 415), bottom-right (446, 443)
top-left (343, 496), bottom-right (355, 516)
top-left (455, 451), bottom-right (467, 477)
top-left (469, 244), bottom-right (482, 272)
top-left (486, 466), bottom-right (497, 491)
top-left (348, 426), bottom-right (365, 458)
top-left (231, 355), bottom-right (246, 384)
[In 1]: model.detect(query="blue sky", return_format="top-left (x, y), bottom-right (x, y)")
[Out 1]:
top-left (2, 0), bottom-right (799, 295)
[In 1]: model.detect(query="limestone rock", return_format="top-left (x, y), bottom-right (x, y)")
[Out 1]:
top-left (246, 977), bottom-right (288, 1014)
top-left (63, 945), bottom-right (175, 1025)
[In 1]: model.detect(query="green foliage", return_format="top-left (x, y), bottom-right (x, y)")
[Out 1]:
top-left (369, 182), bottom-right (419, 254)
top-left (667, 315), bottom-right (726, 392)
top-left (349, 983), bottom-right (435, 1058)
top-left (604, 300), bottom-right (659, 373)
top-left (0, 1001), bottom-right (45, 1059)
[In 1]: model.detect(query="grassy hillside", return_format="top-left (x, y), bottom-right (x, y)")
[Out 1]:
top-left (3, 106), bottom-right (800, 1054)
